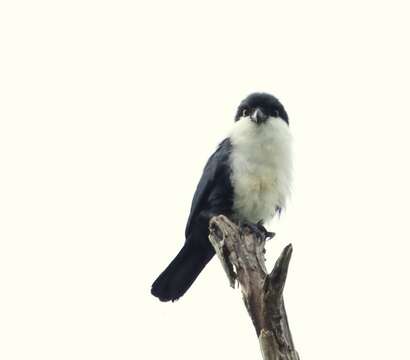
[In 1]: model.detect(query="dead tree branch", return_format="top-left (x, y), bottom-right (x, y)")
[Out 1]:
top-left (209, 215), bottom-right (300, 360)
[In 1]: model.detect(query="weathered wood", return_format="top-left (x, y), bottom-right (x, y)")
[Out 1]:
top-left (209, 215), bottom-right (300, 360)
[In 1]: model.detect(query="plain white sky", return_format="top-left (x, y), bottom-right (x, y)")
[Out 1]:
top-left (1, 0), bottom-right (410, 359)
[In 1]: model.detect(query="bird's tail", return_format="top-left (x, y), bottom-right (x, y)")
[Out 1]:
top-left (151, 243), bottom-right (214, 302)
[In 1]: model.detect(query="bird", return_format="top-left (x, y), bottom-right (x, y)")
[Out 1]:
top-left (151, 92), bottom-right (292, 302)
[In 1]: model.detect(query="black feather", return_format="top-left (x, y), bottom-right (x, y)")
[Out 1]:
top-left (151, 139), bottom-right (233, 301)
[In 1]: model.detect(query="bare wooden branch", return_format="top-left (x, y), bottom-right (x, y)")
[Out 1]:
top-left (209, 215), bottom-right (300, 360)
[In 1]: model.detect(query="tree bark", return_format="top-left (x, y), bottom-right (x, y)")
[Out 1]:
top-left (208, 215), bottom-right (300, 360)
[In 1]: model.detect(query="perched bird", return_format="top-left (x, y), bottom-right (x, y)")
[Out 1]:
top-left (151, 93), bottom-right (292, 302)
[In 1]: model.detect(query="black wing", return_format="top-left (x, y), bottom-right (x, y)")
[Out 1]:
top-left (184, 138), bottom-right (234, 238)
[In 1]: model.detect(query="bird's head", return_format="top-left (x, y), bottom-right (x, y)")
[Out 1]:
top-left (234, 93), bottom-right (288, 125)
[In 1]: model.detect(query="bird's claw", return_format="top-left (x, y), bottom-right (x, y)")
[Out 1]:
top-left (256, 220), bottom-right (275, 240)
top-left (240, 220), bottom-right (275, 240)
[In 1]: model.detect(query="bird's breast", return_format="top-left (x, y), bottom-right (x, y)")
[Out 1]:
top-left (229, 119), bottom-right (292, 223)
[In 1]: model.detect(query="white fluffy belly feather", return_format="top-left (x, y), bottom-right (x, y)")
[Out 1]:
top-left (229, 117), bottom-right (292, 223)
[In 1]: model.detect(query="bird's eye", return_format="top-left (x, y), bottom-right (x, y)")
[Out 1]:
top-left (242, 108), bottom-right (249, 117)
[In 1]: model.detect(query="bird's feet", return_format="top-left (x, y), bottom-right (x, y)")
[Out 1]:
top-left (240, 220), bottom-right (275, 240)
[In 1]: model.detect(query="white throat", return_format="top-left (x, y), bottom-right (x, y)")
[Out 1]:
top-left (229, 117), bottom-right (292, 223)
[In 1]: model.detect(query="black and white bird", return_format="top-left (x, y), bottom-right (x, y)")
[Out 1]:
top-left (151, 93), bottom-right (292, 302)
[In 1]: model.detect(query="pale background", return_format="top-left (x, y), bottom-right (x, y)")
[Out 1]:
top-left (1, 0), bottom-right (410, 359)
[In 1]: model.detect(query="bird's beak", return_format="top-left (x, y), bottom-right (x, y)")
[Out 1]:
top-left (250, 108), bottom-right (268, 124)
